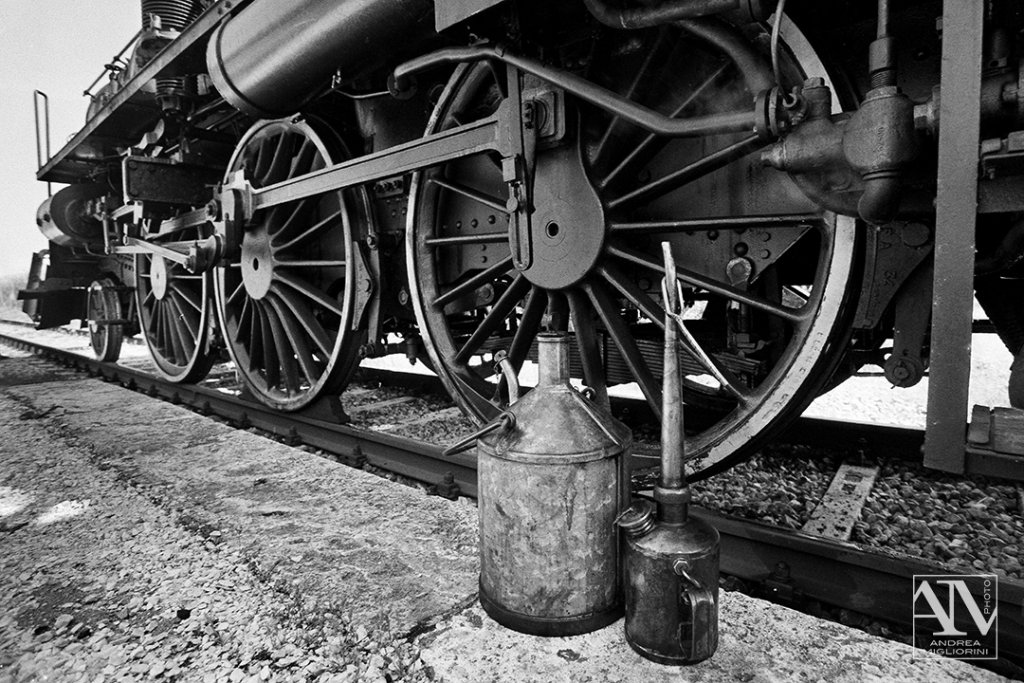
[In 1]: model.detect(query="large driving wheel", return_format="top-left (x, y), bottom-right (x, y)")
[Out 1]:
top-left (136, 229), bottom-right (216, 383)
top-left (408, 18), bottom-right (861, 478)
top-left (214, 117), bottom-right (370, 411)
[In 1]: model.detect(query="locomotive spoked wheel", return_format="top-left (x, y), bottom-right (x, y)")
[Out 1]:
top-left (136, 229), bottom-right (216, 383)
top-left (214, 117), bottom-right (369, 411)
top-left (408, 19), bottom-right (861, 477)
top-left (87, 278), bottom-right (124, 363)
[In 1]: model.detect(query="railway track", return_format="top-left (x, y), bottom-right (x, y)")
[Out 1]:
top-left (1, 324), bottom-right (1022, 673)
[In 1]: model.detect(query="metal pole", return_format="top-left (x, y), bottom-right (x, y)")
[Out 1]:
top-left (923, 0), bottom-right (984, 473)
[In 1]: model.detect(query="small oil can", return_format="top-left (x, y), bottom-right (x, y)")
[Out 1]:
top-left (617, 242), bottom-right (720, 664)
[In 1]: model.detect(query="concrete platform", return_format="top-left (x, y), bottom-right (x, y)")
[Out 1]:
top-left (0, 348), bottom-right (1009, 682)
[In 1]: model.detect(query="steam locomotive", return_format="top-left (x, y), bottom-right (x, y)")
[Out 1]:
top-left (22, 0), bottom-right (1024, 479)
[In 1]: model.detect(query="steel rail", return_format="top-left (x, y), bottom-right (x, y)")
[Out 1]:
top-left (0, 331), bottom-right (477, 498)
top-left (0, 327), bottom-right (1021, 667)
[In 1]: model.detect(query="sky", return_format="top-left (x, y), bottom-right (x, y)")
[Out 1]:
top-left (0, 2), bottom-right (138, 278)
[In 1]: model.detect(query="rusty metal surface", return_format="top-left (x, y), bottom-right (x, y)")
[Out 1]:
top-left (923, 0), bottom-right (985, 474)
top-left (477, 335), bottom-right (629, 635)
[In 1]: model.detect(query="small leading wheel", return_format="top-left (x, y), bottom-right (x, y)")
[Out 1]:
top-left (87, 278), bottom-right (124, 362)
top-left (135, 228), bottom-right (217, 383)
top-left (407, 19), bottom-right (861, 478)
top-left (214, 117), bottom-right (371, 411)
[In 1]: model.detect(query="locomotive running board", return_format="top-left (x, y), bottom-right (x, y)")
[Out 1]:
top-left (36, 0), bottom-right (254, 184)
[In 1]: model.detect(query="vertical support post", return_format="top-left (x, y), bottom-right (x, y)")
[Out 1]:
top-left (923, 0), bottom-right (984, 473)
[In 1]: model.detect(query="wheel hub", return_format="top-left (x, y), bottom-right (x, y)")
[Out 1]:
top-left (521, 143), bottom-right (606, 289)
top-left (240, 227), bottom-right (273, 300)
top-left (150, 256), bottom-right (169, 300)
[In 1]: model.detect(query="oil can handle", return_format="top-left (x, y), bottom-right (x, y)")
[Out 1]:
top-left (493, 351), bottom-right (519, 404)
top-left (674, 558), bottom-right (717, 662)
top-left (442, 411), bottom-right (516, 456)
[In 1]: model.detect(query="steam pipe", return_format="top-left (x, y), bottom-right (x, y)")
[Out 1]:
top-left (393, 46), bottom-right (758, 138)
top-left (676, 18), bottom-right (773, 94)
top-left (582, 0), bottom-right (767, 28)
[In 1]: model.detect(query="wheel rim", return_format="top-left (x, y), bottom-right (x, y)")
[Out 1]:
top-left (136, 229), bottom-right (215, 382)
top-left (88, 278), bottom-right (123, 363)
top-left (214, 117), bottom-right (367, 411)
top-left (407, 20), bottom-right (860, 478)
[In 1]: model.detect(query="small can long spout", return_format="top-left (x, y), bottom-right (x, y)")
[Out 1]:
top-left (660, 242), bottom-right (686, 491)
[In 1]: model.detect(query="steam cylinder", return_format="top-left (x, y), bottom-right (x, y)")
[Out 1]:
top-left (477, 333), bottom-right (631, 636)
top-left (206, 0), bottom-right (434, 118)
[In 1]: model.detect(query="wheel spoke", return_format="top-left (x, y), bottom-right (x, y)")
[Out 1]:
top-left (672, 310), bottom-right (748, 403)
top-left (255, 303), bottom-right (281, 387)
top-left (454, 275), bottom-right (530, 364)
top-left (263, 303), bottom-right (301, 393)
top-left (591, 29), bottom-right (670, 165)
top-left (783, 285), bottom-right (810, 304)
top-left (226, 281), bottom-right (246, 307)
top-left (582, 280), bottom-right (662, 420)
top-left (247, 300), bottom-right (263, 372)
top-left (566, 289), bottom-right (609, 408)
top-left (267, 294), bottom-right (321, 384)
top-left (170, 283), bottom-right (203, 312)
top-left (275, 272), bottom-right (345, 318)
top-left (606, 135), bottom-right (763, 212)
top-left (425, 233), bottom-right (507, 247)
top-left (168, 298), bottom-right (198, 358)
top-left (273, 210), bottom-right (342, 252)
top-left (272, 197), bottom-right (316, 241)
top-left (251, 135), bottom-right (274, 182)
top-left (163, 304), bottom-right (186, 364)
top-left (609, 214), bottom-right (820, 235)
top-left (598, 60), bottom-right (731, 190)
top-left (270, 284), bottom-right (334, 359)
top-left (275, 260), bottom-right (348, 268)
top-left (260, 131), bottom-right (295, 186)
top-left (596, 263), bottom-right (665, 331)
top-left (432, 255), bottom-right (515, 308)
top-left (506, 285), bottom-right (546, 372)
top-left (168, 290), bottom-right (200, 342)
top-left (429, 177), bottom-right (509, 215)
top-left (596, 262), bottom-right (746, 399)
top-left (608, 244), bottom-right (804, 322)
top-left (235, 296), bottom-right (253, 344)
top-left (148, 300), bottom-right (161, 335)
top-left (289, 138), bottom-right (317, 179)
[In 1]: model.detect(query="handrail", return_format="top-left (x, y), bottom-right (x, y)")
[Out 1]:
top-left (32, 90), bottom-right (51, 196)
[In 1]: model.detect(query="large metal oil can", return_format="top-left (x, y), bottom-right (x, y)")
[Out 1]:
top-left (475, 332), bottom-right (631, 636)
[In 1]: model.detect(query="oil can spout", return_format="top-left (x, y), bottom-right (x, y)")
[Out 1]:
top-left (659, 242), bottom-right (687, 494)
top-left (537, 332), bottom-right (571, 386)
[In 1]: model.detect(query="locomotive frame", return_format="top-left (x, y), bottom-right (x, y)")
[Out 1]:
top-left (20, 0), bottom-right (1024, 481)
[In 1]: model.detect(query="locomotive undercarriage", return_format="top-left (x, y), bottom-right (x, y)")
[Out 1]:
top-left (21, 0), bottom-right (1024, 478)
